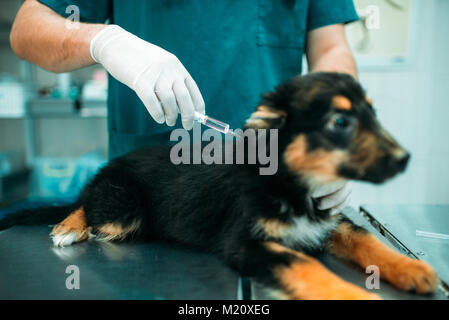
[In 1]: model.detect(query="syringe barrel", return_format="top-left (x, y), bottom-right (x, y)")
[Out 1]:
top-left (203, 116), bottom-right (230, 134)
top-left (194, 112), bottom-right (230, 134)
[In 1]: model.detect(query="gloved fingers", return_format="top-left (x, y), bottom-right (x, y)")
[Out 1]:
top-left (136, 89), bottom-right (165, 124)
top-left (185, 75), bottom-right (205, 114)
top-left (134, 71), bottom-right (168, 124)
top-left (155, 75), bottom-right (179, 127)
top-left (310, 180), bottom-right (347, 198)
top-left (173, 78), bottom-right (196, 130)
top-left (329, 193), bottom-right (351, 216)
top-left (316, 182), bottom-right (352, 210)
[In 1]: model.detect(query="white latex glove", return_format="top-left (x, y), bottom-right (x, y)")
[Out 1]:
top-left (90, 25), bottom-right (205, 130)
top-left (311, 181), bottom-right (352, 216)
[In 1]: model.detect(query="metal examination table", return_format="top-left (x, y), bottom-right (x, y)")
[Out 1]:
top-left (360, 205), bottom-right (449, 297)
top-left (0, 205), bottom-right (447, 300)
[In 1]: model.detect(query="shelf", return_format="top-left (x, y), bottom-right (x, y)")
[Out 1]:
top-left (0, 98), bottom-right (108, 119)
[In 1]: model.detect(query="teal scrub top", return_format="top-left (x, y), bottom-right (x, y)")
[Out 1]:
top-left (39, 0), bottom-right (358, 159)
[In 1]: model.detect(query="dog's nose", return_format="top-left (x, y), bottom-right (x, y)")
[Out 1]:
top-left (392, 152), bottom-right (410, 172)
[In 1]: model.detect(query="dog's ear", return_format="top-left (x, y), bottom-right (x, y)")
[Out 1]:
top-left (244, 105), bottom-right (287, 129)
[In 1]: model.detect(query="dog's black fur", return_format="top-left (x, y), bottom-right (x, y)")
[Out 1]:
top-left (2, 72), bottom-right (433, 299)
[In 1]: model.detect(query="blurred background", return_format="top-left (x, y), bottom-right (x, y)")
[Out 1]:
top-left (0, 0), bottom-right (108, 205)
top-left (0, 0), bottom-right (447, 208)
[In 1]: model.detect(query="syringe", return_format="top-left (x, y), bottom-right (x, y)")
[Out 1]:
top-left (194, 111), bottom-right (234, 135)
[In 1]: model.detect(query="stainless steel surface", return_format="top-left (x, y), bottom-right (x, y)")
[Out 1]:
top-left (252, 207), bottom-right (448, 300)
top-left (0, 226), bottom-right (239, 299)
top-left (1, 207), bottom-right (447, 300)
top-left (361, 204), bottom-right (449, 293)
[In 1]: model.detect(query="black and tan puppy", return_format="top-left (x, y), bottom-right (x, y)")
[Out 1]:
top-left (0, 72), bottom-right (437, 299)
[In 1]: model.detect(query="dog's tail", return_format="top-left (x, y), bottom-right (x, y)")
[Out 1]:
top-left (0, 203), bottom-right (76, 231)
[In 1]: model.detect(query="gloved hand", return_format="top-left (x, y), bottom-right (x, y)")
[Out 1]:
top-left (90, 25), bottom-right (205, 130)
top-left (310, 181), bottom-right (352, 216)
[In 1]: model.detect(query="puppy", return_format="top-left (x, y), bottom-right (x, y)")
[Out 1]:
top-left (0, 72), bottom-right (437, 300)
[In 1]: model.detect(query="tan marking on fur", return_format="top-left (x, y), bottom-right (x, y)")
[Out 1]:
top-left (332, 95), bottom-right (352, 111)
top-left (283, 134), bottom-right (308, 169)
top-left (377, 129), bottom-right (408, 160)
top-left (254, 105), bottom-right (286, 119)
top-left (245, 105), bottom-right (287, 129)
top-left (391, 148), bottom-right (407, 159)
top-left (283, 135), bottom-right (348, 181)
top-left (349, 131), bottom-right (381, 174)
top-left (51, 207), bottom-right (90, 242)
top-left (265, 242), bottom-right (380, 300)
top-left (245, 119), bottom-right (270, 128)
top-left (96, 220), bottom-right (141, 241)
top-left (265, 241), bottom-right (299, 255)
top-left (98, 224), bottom-right (124, 236)
top-left (380, 128), bottom-right (398, 146)
top-left (257, 218), bottom-right (291, 238)
top-left (366, 97), bottom-right (373, 105)
top-left (328, 223), bottom-right (438, 294)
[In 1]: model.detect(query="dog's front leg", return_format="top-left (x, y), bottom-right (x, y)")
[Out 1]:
top-left (227, 240), bottom-right (380, 300)
top-left (326, 218), bottom-right (438, 294)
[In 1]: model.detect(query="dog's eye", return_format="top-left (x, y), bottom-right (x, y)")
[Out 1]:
top-left (334, 117), bottom-right (349, 128)
top-left (327, 114), bottom-right (353, 132)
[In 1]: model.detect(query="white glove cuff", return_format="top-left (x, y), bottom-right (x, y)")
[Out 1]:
top-left (90, 24), bottom-right (125, 63)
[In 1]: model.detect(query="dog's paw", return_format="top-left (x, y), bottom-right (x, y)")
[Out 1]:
top-left (385, 258), bottom-right (438, 294)
top-left (50, 207), bottom-right (91, 247)
top-left (50, 229), bottom-right (90, 247)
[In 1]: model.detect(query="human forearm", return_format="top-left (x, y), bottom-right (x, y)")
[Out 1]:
top-left (308, 45), bottom-right (357, 79)
top-left (11, 1), bottom-right (205, 130)
top-left (10, 0), bottom-right (106, 73)
top-left (306, 24), bottom-right (358, 79)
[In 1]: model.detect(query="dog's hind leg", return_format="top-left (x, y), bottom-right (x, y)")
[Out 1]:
top-left (226, 240), bottom-right (380, 300)
top-left (51, 167), bottom-right (147, 247)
